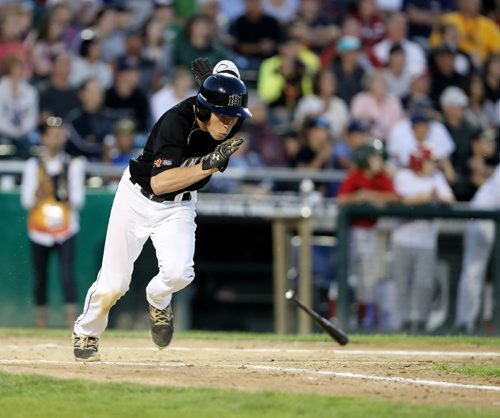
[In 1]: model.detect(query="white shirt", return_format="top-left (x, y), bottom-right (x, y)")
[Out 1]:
top-left (0, 77), bottom-right (38, 139)
top-left (293, 95), bottom-right (349, 140)
top-left (373, 39), bottom-right (427, 79)
top-left (387, 118), bottom-right (455, 168)
top-left (21, 153), bottom-right (86, 246)
top-left (150, 86), bottom-right (197, 124)
top-left (391, 168), bottom-right (454, 248)
top-left (70, 57), bottom-right (113, 89)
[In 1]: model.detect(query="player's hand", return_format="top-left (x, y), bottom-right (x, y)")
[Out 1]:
top-left (202, 137), bottom-right (244, 171)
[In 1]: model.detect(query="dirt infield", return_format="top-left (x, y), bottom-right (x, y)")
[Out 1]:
top-left (0, 335), bottom-right (499, 409)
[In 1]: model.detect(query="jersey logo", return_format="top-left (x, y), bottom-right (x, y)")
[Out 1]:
top-left (154, 158), bottom-right (172, 168)
top-left (227, 94), bottom-right (242, 107)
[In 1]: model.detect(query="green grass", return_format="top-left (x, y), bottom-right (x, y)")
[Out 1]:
top-left (0, 372), bottom-right (497, 418)
top-left (1, 327), bottom-right (500, 347)
top-left (434, 363), bottom-right (500, 378)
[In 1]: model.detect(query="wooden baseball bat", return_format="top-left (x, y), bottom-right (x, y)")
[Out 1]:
top-left (285, 290), bottom-right (349, 346)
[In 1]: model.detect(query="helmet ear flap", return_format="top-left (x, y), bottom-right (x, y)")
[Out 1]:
top-left (195, 99), bottom-right (211, 122)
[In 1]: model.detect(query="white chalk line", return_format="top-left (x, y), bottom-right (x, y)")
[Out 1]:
top-left (3, 344), bottom-right (499, 358)
top-left (0, 359), bottom-right (499, 393)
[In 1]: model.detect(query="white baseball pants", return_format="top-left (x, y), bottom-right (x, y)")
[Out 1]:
top-left (454, 219), bottom-right (495, 331)
top-left (74, 168), bottom-right (197, 337)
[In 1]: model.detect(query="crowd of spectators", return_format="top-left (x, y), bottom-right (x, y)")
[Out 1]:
top-left (1, 0), bottom-right (499, 333)
top-left (0, 0), bottom-right (498, 199)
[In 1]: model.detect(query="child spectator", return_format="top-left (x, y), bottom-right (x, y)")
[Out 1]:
top-left (337, 143), bottom-right (400, 329)
top-left (390, 144), bottom-right (455, 334)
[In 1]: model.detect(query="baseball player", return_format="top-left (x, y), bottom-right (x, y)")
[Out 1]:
top-left (454, 164), bottom-right (500, 333)
top-left (72, 61), bottom-right (252, 361)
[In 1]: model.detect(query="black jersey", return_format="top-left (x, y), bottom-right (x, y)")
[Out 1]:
top-left (129, 96), bottom-right (242, 199)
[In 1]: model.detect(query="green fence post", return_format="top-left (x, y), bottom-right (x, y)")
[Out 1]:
top-left (336, 206), bottom-right (350, 330)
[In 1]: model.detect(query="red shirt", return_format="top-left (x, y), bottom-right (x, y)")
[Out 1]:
top-left (337, 169), bottom-right (396, 228)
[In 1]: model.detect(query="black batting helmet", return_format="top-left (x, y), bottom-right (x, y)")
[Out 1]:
top-left (196, 73), bottom-right (252, 121)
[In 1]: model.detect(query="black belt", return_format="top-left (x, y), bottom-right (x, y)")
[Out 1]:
top-left (130, 178), bottom-right (191, 203)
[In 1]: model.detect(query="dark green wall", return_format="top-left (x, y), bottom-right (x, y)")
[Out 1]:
top-left (0, 189), bottom-right (114, 327)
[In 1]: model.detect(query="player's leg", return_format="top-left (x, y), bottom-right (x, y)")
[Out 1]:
top-left (412, 246), bottom-right (436, 332)
top-left (147, 200), bottom-right (197, 308)
top-left (146, 198), bottom-right (197, 348)
top-left (74, 174), bottom-right (151, 338)
top-left (455, 220), bottom-right (495, 332)
top-left (391, 244), bottom-right (413, 331)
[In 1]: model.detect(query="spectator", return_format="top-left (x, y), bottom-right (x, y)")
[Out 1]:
top-left (20, 116), bottom-right (86, 328)
top-left (37, 51), bottom-right (80, 124)
top-left (401, 71), bottom-right (434, 111)
top-left (350, 69), bottom-right (404, 141)
top-left (65, 78), bottom-right (115, 161)
top-left (0, 8), bottom-right (32, 78)
top-left (89, 5), bottom-right (126, 64)
top-left (262, 0), bottom-right (300, 25)
top-left (434, 23), bottom-right (476, 76)
top-left (390, 144), bottom-right (455, 333)
top-left (429, 0), bottom-right (500, 67)
top-left (31, 12), bottom-right (68, 81)
top-left (140, 16), bottom-right (174, 94)
top-left (440, 86), bottom-right (478, 200)
top-left (383, 43), bottom-right (412, 99)
top-left (293, 69), bottom-right (349, 141)
top-left (454, 165), bottom-right (500, 334)
top-left (330, 35), bottom-right (367, 106)
top-left (172, 14), bottom-right (227, 72)
top-left (257, 30), bottom-right (320, 128)
top-left (371, 12), bottom-right (427, 79)
top-left (226, 0), bottom-right (283, 72)
top-left (483, 53), bottom-right (500, 118)
top-left (428, 44), bottom-right (469, 108)
top-left (465, 73), bottom-right (496, 130)
top-left (337, 143), bottom-right (400, 329)
top-left (70, 29), bottom-right (113, 89)
top-left (0, 54), bottom-right (38, 158)
top-left (403, 0), bottom-right (456, 46)
top-left (295, 0), bottom-right (340, 55)
top-left (387, 110), bottom-right (456, 178)
top-left (103, 118), bottom-right (140, 168)
top-left (245, 92), bottom-right (288, 167)
top-left (332, 118), bottom-right (371, 169)
top-left (465, 128), bottom-right (498, 198)
top-left (151, 66), bottom-right (197, 124)
top-left (350, 0), bottom-right (386, 49)
top-left (104, 56), bottom-right (151, 134)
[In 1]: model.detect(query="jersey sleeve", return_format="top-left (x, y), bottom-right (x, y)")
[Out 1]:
top-left (151, 111), bottom-right (192, 176)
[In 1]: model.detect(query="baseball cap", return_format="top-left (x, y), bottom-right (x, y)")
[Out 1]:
top-left (433, 43), bottom-right (457, 55)
top-left (336, 36), bottom-right (361, 53)
top-left (440, 86), bottom-right (468, 108)
top-left (213, 60), bottom-right (240, 79)
top-left (347, 118), bottom-right (369, 133)
top-left (117, 56), bottom-right (140, 71)
top-left (410, 110), bottom-right (431, 125)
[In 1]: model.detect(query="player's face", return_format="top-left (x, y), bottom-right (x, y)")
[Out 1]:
top-left (206, 112), bottom-right (239, 141)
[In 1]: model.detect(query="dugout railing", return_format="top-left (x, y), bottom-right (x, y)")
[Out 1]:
top-left (335, 204), bottom-right (500, 334)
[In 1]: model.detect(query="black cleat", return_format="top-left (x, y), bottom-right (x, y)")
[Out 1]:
top-left (148, 303), bottom-right (174, 349)
top-left (73, 332), bottom-right (100, 362)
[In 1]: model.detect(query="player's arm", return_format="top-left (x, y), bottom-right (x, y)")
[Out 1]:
top-left (150, 137), bottom-right (244, 195)
top-left (151, 164), bottom-right (217, 195)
